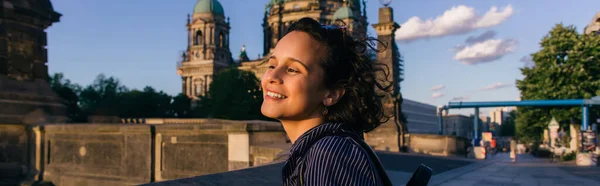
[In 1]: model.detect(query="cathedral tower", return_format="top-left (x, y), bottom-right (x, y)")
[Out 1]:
top-left (262, 0), bottom-right (367, 56)
top-left (177, 0), bottom-right (232, 99)
top-left (372, 4), bottom-right (402, 95)
top-left (0, 0), bottom-right (67, 123)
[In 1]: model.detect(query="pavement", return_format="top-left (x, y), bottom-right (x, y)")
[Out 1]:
top-left (145, 152), bottom-right (600, 186)
top-left (426, 153), bottom-right (600, 186)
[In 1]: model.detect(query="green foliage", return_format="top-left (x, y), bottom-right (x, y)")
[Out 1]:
top-left (119, 87), bottom-right (173, 118)
top-left (48, 73), bottom-right (85, 122)
top-left (171, 93), bottom-right (193, 118)
top-left (78, 74), bottom-right (129, 116)
top-left (196, 68), bottom-right (267, 120)
top-left (516, 24), bottom-right (600, 142)
top-left (561, 151), bottom-right (576, 161)
top-left (500, 110), bottom-right (517, 137)
top-left (48, 68), bottom-right (272, 122)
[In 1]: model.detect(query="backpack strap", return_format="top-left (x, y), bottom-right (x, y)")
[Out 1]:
top-left (298, 130), bottom-right (393, 186)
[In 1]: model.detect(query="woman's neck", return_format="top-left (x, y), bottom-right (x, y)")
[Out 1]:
top-left (281, 117), bottom-right (324, 144)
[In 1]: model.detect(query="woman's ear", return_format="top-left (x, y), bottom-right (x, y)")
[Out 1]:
top-left (323, 87), bottom-right (345, 107)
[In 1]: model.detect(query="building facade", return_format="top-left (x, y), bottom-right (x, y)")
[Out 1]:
top-left (584, 12), bottom-right (600, 35)
top-left (402, 99), bottom-right (439, 134)
top-left (443, 114), bottom-right (475, 139)
top-left (177, 0), bottom-right (377, 99)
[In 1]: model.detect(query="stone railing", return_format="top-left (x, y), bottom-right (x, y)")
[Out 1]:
top-left (364, 121), bottom-right (468, 157)
top-left (407, 134), bottom-right (468, 157)
top-left (0, 119), bottom-right (289, 186)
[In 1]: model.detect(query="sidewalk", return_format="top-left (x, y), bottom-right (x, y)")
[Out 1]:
top-left (428, 153), bottom-right (600, 186)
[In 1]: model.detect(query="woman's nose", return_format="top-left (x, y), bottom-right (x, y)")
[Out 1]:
top-left (265, 68), bottom-right (283, 84)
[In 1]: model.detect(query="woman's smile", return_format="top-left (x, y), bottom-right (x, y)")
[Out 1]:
top-left (264, 88), bottom-right (288, 100)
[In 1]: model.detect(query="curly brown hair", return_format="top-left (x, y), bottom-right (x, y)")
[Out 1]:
top-left (285, 17), bottom-right (394, 132)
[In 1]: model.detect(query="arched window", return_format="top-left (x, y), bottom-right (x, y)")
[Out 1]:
top-left (195, 30), bottom-right (203, 45)
top-left (219, 32), bottom-right (225, 47)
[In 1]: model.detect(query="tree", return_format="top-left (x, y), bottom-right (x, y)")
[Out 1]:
top-left (515, 24), bottom-right (600, 142)
top-left (171, 93), bottom-right (193, 118)
top-left (79, 74), bottom-right (129, 117)
top-left (197, 68), bottom-right (266, 120)
top-left (500, 110), bottom-right (517, 137)
top-left (48, 73), bottom-right (85, 122)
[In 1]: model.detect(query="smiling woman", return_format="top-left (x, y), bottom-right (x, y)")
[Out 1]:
top-left (260, 17), bottom-right (394, 186)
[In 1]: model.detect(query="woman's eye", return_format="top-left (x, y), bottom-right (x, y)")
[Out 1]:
top-left (287, 68), bottom-right (298, 73)
top-left (268, 65), bottom-right (275, 69)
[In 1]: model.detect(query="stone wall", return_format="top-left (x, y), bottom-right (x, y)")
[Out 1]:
top-left (407, 134), bottom-right (468, 156)
top-left (0, 124), bottom-right (33, 184)
top-left (43, 124), bottom-right (152, 186)
top-left (0, 120), bottom-right (288, 186)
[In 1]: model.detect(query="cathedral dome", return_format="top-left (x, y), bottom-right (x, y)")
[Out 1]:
top-left (333, 6), bottom-right (354, 20)
top-left (194, 0), bottom-right (224, 15)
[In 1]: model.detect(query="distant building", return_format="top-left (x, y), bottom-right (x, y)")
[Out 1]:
top-left (443, 114), bottom-right (474, 139)
top-left (402, 99), bottom-right (439, 134)
top-left (489, 107), bottom-right (513, 126)
top-left (584, 12), bottom-right (600, 35)
top-left (479, 115), bottom-right (490, 132)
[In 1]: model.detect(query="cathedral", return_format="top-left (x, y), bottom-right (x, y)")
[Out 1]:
top-left (177, 0), bottom-right (402, 100)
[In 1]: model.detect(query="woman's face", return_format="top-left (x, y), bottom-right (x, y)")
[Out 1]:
top-left (261, 31), bottom-right (328, 121)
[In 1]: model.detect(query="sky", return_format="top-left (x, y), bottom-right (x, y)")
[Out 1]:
top-left (46, 0), bottom-right (600, 116)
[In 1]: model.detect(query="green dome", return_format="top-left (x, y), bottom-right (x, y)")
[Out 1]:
top-left (333, 6), bottom-right (354, 20)
top-left (194, 0), bottom-right (224, 15)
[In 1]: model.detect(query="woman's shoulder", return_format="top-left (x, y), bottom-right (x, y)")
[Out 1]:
top-left (307, 135), bottom-right (370, 160)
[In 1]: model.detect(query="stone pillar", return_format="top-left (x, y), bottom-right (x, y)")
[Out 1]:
top-left (228, 133), bottom-right (250, 171)
top-left (33, 126), bottom-right (44, 181)
top-left (571, 123), bottom-right (581, 152)
top-left (181, 77), bottom-right (186, 95)
top-left (372, 6), bottom-right (400, 96)
top-left (154, 133), bottom-right (163, 181)
top-left (186, 77), bottom-right (192, 97)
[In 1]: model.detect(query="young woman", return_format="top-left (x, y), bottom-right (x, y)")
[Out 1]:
top-left (261, 17), bottom-right (394, 186)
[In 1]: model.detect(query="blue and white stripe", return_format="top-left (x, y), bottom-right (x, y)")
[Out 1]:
top-left (282, 123), bottom-right (384, 186)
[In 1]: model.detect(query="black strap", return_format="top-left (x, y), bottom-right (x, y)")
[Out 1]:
top-left (299, 131), bottom-right (393, 186)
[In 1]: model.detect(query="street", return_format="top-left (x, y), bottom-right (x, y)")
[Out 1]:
top-left (430, 153), bottom-right (600, 186)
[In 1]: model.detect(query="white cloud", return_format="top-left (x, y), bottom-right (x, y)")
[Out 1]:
top-left (431, 85), bottom-right (446, 91)
top-left (452, 96), bottom-right (470, 101)
top-left (396, 5), bottom-right (513, 42)
top-left (453, 38), bottom-right (518, 65)
top-left (481, 82), bottom-right (512, 91)
top-left (432, 92), bottom-right (445, 99)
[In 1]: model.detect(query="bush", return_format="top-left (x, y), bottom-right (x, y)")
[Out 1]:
top-left (534, 149), bottom-right (552, 157)
top-left (560, 152), bottom-right (576, 161)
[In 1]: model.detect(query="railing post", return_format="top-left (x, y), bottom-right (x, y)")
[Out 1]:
top-left (438, 108), bottom-right (444, 135)
top-left (582, 106), bottom-right (589, 131)
top-left (474, 107), bottom-right (480, 143)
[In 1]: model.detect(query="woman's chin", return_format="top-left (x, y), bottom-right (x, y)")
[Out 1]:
top-left (261, 106), bottom-right (281, 119)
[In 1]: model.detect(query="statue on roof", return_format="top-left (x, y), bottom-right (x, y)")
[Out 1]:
top-left (238, 44), bottom-right (250, 62)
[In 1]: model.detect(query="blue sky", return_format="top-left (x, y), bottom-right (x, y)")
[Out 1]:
top-left (47, 0), bottom-right (600, 116)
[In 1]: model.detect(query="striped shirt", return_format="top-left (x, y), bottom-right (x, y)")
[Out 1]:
top-left (282, 123), bottom-right (384, 186)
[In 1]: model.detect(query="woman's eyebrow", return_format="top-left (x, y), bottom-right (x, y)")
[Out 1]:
top-left (269, 55), bottom-right (309, 70)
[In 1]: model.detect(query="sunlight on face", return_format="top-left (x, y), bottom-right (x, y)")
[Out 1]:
top-left (260, 31), bottom-right (327, 121)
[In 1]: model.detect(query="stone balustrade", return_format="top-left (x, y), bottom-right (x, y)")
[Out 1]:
top-left (0, 119), bottom-right (289, 186)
